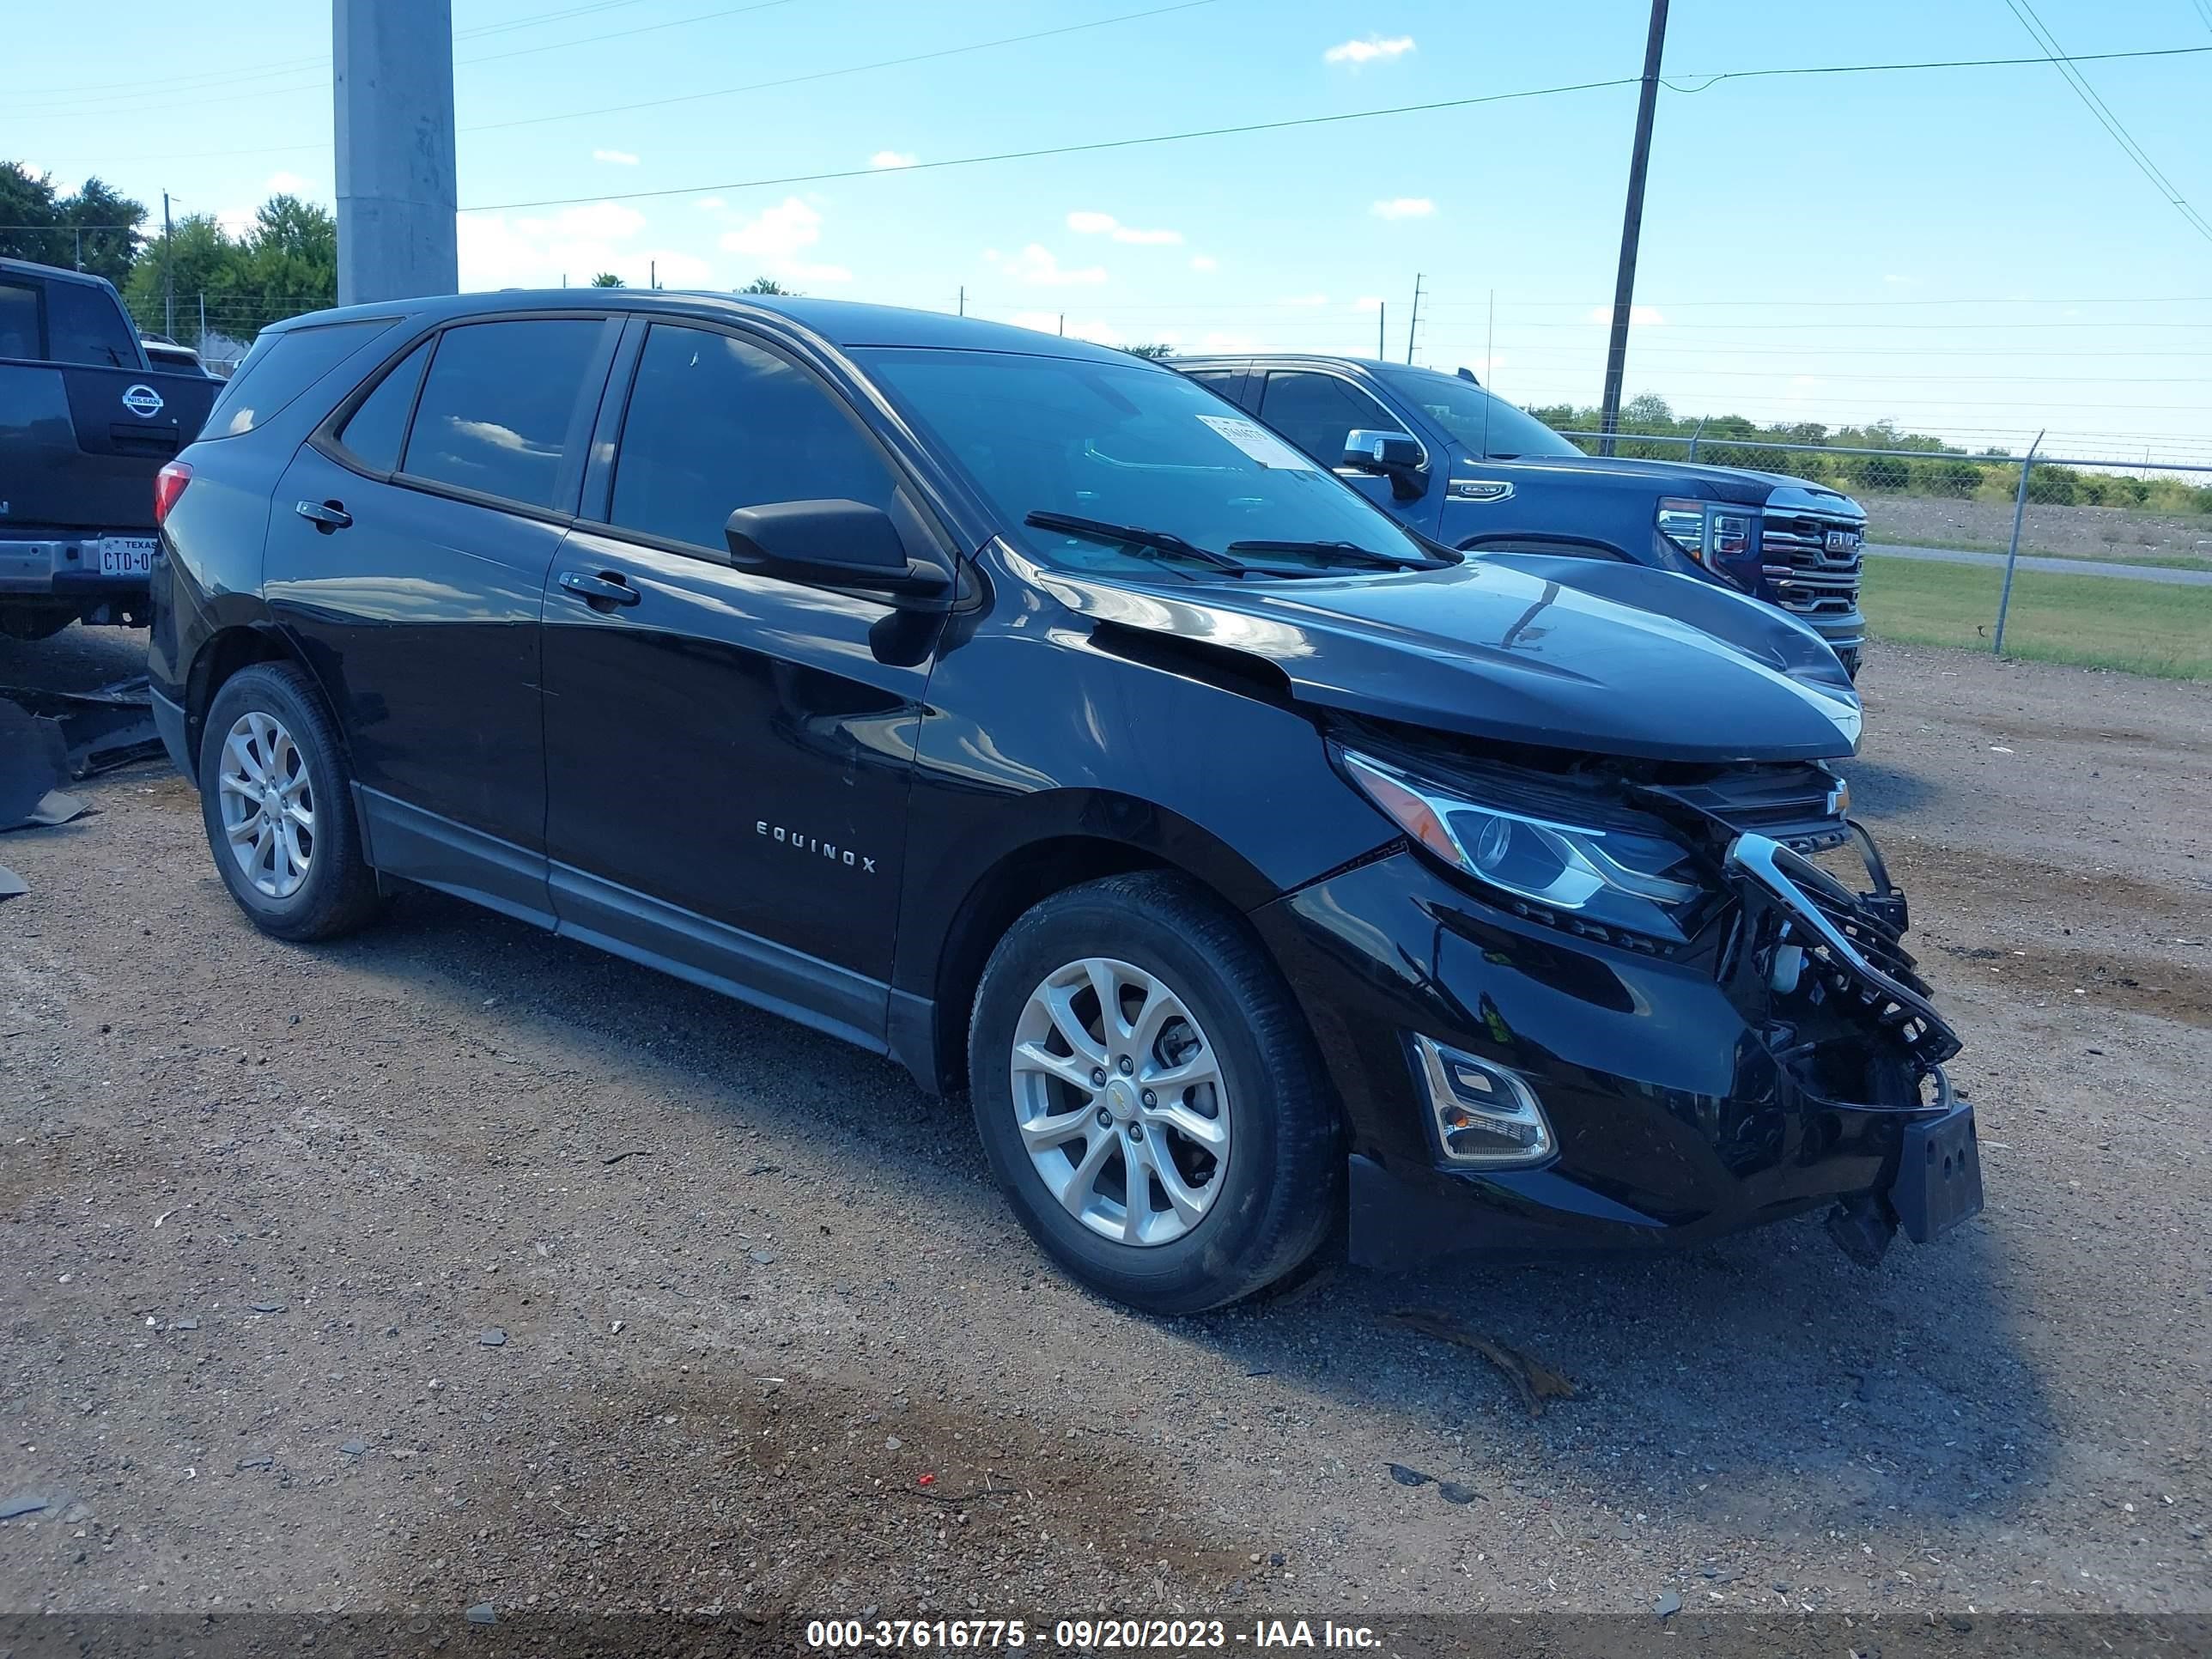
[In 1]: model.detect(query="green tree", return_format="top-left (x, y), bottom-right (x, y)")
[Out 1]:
top-left (1121, 343), bottom-right (1176, 359)
top-left (0, 162), bottom-right (145, 284)
top-left (590, 271), bottom-right (625, 287)
top-left (738, 276), bottom-right (793, 295)
top-left (118, 195), bottom-right (337, 343)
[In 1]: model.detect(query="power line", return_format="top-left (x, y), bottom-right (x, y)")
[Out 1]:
top-left (2000, 0), bottom-right (2212, 243)
top-left (457, 41), bottom-right (2212, 212)
top-left (462, 0), bottom-right (1221, 132)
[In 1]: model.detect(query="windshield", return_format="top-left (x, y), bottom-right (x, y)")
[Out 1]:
top-left (1376, 367), bottom-right (1583, 460)
top-left (854, 347), bottom-right (1438, 579)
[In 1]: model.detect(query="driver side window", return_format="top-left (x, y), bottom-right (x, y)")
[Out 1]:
top-left (1257, 370), bottom-right (1407, 467)
top-left (609, 324), bottom-right (899, 554)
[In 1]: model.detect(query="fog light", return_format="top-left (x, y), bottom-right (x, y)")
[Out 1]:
top-left (1410, 1034), bottom-right (1553, 1167)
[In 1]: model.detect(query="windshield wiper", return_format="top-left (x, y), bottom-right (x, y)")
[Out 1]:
top-left (1024, 511), bottom-right (1249, 576)
top-left (1225, 538), bottom-right (1448, 571)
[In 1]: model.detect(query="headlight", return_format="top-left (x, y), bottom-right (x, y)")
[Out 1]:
top-left (1656, 497), bottom-right (1753, 586)
top-left (1339, 749), bottom-right (1709, 942)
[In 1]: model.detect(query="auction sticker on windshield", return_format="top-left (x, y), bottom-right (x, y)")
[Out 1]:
top-left (1197, 414), bottom-right (1316, 471)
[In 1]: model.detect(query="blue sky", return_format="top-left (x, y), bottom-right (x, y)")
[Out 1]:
top-left (9, 0), bottom-right (2212, 457)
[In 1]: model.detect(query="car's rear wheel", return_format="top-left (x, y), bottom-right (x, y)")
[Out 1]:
top-left (969, 871), bottom-right (1340, 1314)
top-left (198, 662), bottom-right (380, 941)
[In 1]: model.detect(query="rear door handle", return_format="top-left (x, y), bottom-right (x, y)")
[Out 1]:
top-left (558, 569), bottom-right (641, 607)
top-left (295, 499), bottom-right (352, 532)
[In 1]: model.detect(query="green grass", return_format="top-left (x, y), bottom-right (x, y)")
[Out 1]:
top-left (1860, 554), bottom-right (2212, 680)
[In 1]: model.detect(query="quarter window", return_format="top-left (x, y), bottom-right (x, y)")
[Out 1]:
top-left (608, 324), bottom-right (898, 553)
top-left (401, 319), bottom-right (605, 509)
top-left (333, 339), bottom-right (430, 472)
top-left (1257, 370), bottom-right (1408, 467)
top-left (204, 318), bottom-right (398, 439)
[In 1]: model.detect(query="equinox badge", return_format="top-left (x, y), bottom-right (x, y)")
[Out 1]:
top-left (757, 820), bottom-right (877, 873)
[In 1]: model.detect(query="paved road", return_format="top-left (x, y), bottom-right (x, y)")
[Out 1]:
top-left (1870, 541), bottom-right (2212, 586)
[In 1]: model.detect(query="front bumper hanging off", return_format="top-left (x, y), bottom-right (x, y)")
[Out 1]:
top-left (1259, 821), bottom-right (1983, 1271)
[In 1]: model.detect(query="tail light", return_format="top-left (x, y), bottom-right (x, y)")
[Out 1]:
top-left (154, 460), bottom-right (193, 526)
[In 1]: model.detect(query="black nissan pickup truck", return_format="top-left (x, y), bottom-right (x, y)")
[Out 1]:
top-left (1, 256), bottom-right (220, 639)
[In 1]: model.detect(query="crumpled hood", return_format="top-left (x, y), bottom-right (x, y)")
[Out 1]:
top-left (1017, 548), bottom-right (1863, 763)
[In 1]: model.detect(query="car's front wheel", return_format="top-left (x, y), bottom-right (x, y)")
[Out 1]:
top-left (969, 872), bottom-right (1340, 1314)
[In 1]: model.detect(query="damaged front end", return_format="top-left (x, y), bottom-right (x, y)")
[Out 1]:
top-left (1712, 827), bottom-right (1979, 1263)
top-left (1266, 722), bottom-right (1984, 1271)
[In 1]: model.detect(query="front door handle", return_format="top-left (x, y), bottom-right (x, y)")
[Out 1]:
top-left (295, 499), bottom-right (352, 532)
top-left (557, 569), bottom-right (641, 607)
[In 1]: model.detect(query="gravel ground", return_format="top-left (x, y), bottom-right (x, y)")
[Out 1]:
top-left (2, 628), bottom-right (2207, 1623)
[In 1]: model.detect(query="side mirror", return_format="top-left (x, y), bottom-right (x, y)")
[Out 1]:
top-left (723, 499), bottom-right (951, 599)
top-left (1340, 428), bottom-right (1427, 501)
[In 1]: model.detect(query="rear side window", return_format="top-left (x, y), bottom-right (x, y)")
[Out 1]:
top-left (1258, 370), bottom-right (1407, 466)
top-left (0, 281), bottom-right (39, 359)
top-left (46, 280), bottom-right (138, 368)
top-left (1181, 367), bottom-right (1243, 401)
top-left (607, 323), bottom-right (897, 551)
top-left (402, 319), bottom-right (604, 509)
top-left (333, 338), bottom-right (431, 472)
top-left (204, 318), bottom-right (398, 438)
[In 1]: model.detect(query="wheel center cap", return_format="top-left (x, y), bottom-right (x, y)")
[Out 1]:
top-left (1103, 1077), bottom-right (1140, 1121)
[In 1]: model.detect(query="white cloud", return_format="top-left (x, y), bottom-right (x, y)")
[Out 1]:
top-left (1790, 374), bottom-right (1822, 388)
top-left (1200, 329), bottom-right (1260, 350)
top-left (870, 149), bottom-right (918, 169)
top-left (1370, 198), bottom-right (1435, 221)
top-left (216, 207), bottom-right (256, 238)
top-left (1189, 254), bottom-right (1218, 273)
top-left (1583, 303), bottom-right (1665, 325)
top-left (696, 197), bottom-right (726, 210)
top-left (1882, 273), bottom-right (1918, 287)
top-left (1279, 293), bottom-right (1329, 307)
top-left (1065, 210), bottom-right (1183, 246)
top-left (458, 199), bottom-right (710, 292)
top-left (1352, 295), bottom-right (1385, 311)
top-left (264, 170), bottom-right (314, 197)
top-left (592, 149), bottom-right (640, 167)
top-left (1325, 34), bottom-right (1414, 66)
top-left (995, 243), bottom-right (1109, 287)
top-left (716, 195), bottom-right (853, 284)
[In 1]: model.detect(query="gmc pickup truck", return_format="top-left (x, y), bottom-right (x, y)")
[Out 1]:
top-left (1, 257), bottom-right (220, 638)
top-left (1176, 355), bottom-right (1868, 678)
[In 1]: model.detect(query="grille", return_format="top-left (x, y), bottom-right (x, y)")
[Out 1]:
top-left (1649, 763), bottom-right (1847, 851)
top-left (1759, 511), bottom-right (1863, 619)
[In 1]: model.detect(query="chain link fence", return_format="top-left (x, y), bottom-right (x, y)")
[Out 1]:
top-left (1552, 428), bottom-right (2212, 679)
top-left (119, 291), bottom-right (337, 374)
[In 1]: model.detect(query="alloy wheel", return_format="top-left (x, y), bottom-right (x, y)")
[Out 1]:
top-left (216, 710), bottom-right (316, 900)
top-left (1009, 957), bottom-right (1232, 1247)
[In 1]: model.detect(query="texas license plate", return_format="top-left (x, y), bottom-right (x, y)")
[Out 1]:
top-left (98, 537), bottom-right (156, 577)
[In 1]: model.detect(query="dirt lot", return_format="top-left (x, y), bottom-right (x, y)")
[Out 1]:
top-left (2, 629), bottom-right (2208, 1626)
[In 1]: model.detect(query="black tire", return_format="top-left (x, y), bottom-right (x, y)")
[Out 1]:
top-left (197, 661), bottom-right (380, 942)
top-left (968, 871), bottom-right (1341, 1315)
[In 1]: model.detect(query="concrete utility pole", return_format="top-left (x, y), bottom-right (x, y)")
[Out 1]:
top-left (1404, 274), bottom-right (1422, 365)
top-left (334, 0), bottom-right (459, 305)
top-left (1597, 0), bottom-right (1669, 456)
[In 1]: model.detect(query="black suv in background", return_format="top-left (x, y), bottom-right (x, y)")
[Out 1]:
top-left (150, 294), bottom-right (1978, 1312)
top-left (1176, 355), bottom-right (1869, 677)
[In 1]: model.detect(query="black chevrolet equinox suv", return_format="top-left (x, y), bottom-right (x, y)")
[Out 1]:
top-left (149, 292), bottom-right (1981, 1313)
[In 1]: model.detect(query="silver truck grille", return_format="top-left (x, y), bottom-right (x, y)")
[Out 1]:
top-left (1759, 511), bottom-right (1864, 618)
